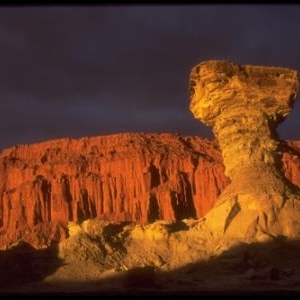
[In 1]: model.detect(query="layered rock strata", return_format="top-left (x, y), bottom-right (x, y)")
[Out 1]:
top-left (190, 60), bottom-right (300, 241)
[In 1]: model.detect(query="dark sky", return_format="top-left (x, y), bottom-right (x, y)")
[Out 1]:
top-left (1, 5), bottom-right (300, 151)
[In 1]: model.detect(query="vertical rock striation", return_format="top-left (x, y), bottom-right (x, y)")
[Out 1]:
top-left (0, 133), bottom-right (228, 248)
top-left (190, 60), bottom-right (300, 241)
top-left (0, 131), bottom-right (300, 248)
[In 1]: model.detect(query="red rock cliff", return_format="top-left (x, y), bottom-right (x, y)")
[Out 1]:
top-left (0, 133), bottom-right (299, 248)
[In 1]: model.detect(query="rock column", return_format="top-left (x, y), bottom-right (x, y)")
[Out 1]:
top-left (190, 60), bottom-right (300, 241)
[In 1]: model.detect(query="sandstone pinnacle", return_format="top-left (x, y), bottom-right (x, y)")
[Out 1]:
top-left (189, 60), bottom-right (300, 242)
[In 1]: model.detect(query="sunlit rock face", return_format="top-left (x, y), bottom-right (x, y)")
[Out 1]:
top-left (190, 60), bottom-right (300, 241)
top-left (0, 133), bottom-right (228, 248)
top-left (0, 75), bottom-right (300, 247)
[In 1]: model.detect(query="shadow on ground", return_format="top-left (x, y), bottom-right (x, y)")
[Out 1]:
top-left (0, 241), bottom-right (63, 287)
top-left (2, 237), bottom-right (300, 296)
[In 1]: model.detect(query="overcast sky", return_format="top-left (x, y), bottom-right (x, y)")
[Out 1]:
top-left (1, 5), bottom-right (300, 151)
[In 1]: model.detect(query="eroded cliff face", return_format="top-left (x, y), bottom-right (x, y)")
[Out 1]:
top-left (0, 133), bottom-right (228, 248)
top-left (0, 132), bottom-right (300, 248)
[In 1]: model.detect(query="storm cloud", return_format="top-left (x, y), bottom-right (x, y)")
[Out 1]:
top-left (0, 5), bottom-right (300, 150)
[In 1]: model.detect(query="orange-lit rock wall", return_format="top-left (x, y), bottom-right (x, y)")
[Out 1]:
top-left (0, 133), bottom-right (299, 247)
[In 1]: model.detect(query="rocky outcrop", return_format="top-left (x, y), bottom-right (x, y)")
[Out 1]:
top-left (190, 60), bottom-right (300, 242)
top-left (0, 133), bottom-right (228, 248)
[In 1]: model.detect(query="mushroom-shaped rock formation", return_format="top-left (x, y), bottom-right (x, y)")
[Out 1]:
top-left (190, 60), bottom-right (300, 242)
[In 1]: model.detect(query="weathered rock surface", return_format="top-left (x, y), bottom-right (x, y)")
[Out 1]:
top-left (0, 131), bottom-right (300, 248)
top-left (57, 218), bottom-right (214, 272)
top-left (50, 217), bottom-right (300, 285)
top-left (0, 133), bottom-right (228, 248)
top-left (190, 60), bottom-right (300, 242)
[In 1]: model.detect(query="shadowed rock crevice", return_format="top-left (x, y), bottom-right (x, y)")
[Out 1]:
top-left (148, 194), bottom-right (160, 223)
top-left (170, 172), bottom-right (197, 221)
top-left (189, 60), bottom-right (300, 242)
top-left (61, 175), bottom-right (73, 221)
top-left (149, 164), bottom-right (161, 189)
top-left (32, 175), bottom-right (52, 224)
top-left (77, 189), bottom-right (94, 222)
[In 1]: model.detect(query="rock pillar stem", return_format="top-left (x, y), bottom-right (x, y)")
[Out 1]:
top-left (189, 60), bottom-right (300, 240)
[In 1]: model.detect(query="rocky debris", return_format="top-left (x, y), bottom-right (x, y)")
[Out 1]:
top-left (189, 60), bottom-right (300, 242)
top-left (58, 219), bottom-right (127, 270)
top-left (45, 217), bottom-right (300, 289)
top-left (57, 218), bottom-right (209, 272)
